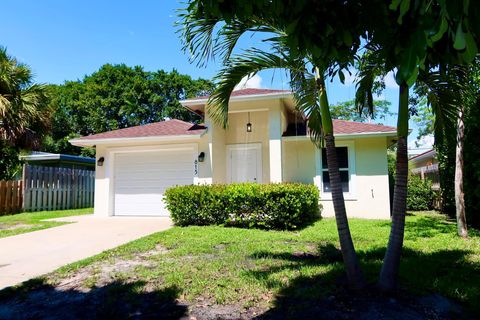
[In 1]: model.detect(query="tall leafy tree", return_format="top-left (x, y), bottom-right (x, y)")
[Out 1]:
top-left (331, 100), bottom-right (393, 123)
top-left (44, 65), bottom-right (214, 155)
top-left (179, 0), bottom-right (367, 289)
top-left (0, 47), bottom-right (50, 148)
top-left (413, 61), bottom-right (480, 237)
top-left (0, 47), bottom-right (51, 179)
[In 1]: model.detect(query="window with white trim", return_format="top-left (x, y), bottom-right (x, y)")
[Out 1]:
top-left (321, 147), bottom-right (349, 192)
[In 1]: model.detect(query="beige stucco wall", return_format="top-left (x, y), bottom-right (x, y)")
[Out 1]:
top-left (206, 98), bottom-right (286, 183)
top-left (282, 140), bottom-right (316, 184)
top-left (93, 144), bottom-right (109, 218)
top-left (283, 137), bottom-right (391, 219)
top-left (224, 111), bottom-right (271, 183)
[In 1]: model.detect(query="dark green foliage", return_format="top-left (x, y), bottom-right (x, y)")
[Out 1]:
top-left (436, 141), bottom-right (456, 215)
top-left (464, 98), bottom-right (480, 228)
top-left (164, 183), bottom-right (321, 230)
top-left (43, 65), bottom-right (214, 156)
top-left (407, 175), bottom-right (435, 211)
top-left (330, 100), bottom-right (394, 123)
top-left (430, 63), bottom-right (480, 229)
top-left (387, 148), bottom-right (396, 211)
top-left (0, 141), bottom-right (23, 180)
top-left (0, 47), bottom-right (50, 179)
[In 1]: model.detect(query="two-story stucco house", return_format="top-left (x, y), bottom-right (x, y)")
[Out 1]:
top-left (70, 88), bottom-right (397, 219)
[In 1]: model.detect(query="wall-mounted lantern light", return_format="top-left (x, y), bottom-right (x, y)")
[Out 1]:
top-left (97, 157), bottom-right (105, 167)
top-left (198, 152), bottom-right (205, 162)
top-left (246, 112), bottom-right (252, 132)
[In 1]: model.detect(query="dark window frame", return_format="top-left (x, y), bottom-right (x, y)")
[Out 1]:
top-left (321, 146), bottom-right (350, 193)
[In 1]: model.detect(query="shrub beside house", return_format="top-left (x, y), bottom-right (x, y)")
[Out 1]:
top-left (164, 183), bottom-right (321, 230)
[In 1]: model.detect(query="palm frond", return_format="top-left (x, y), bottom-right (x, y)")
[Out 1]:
top-left (416, 66), bottom-right (466, 144)
top-left (289, 68), bottom-right (324, 146)
top-left (178, 12), bottom-right (220, 67)
top-left (215, 21), bottom-right (252, 64)
top-left (354, 50), bottom-right (385, 118)
top-left (208, 48), bottom-right (290, 127)
top-left (0, 46), bottom-right (51, 148)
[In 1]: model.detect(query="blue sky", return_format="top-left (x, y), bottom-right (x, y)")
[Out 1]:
top-left (1, 0), bottom-right (430, 149)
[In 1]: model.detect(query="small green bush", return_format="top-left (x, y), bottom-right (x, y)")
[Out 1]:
top-left (407, 175), bottom-right (435, 211)
top-left (164, 183), bottom-right (321, 230)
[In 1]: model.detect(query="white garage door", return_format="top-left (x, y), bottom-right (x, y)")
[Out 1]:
top-left (113, 149), bottom-right (194, 216)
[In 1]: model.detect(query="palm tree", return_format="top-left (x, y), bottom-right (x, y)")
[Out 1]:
top-left (356, 51), bottom-right (466, 290)
top-left (354, 50), bottom-right (410, 291)
top-left (414, 65), bottom-right (470, 238)
top-left (180, 17), bottom-right (365, 288)
top-left (0, 47), bottom-right (50, 149)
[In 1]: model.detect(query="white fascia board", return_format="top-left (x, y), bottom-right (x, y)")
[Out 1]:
top-left (282, 131), bottom-right (397, 141)
top-left (180, 92), bottom-right (293, 106)
top-left (69, 134), bottom-right (204, 147)
top-left (409, 149), bottom-right (436, 163)
top-left (20, 154), bottom-right (61, 161)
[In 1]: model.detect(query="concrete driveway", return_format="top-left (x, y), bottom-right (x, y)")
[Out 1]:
top-left (0, 215), bottom-right (172, 290)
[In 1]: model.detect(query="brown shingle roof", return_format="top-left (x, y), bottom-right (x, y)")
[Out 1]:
top-left (78, 118), bottom-right (395, 142)
top-left (283, 119), bottom-right (396, 137)
top-left (332, 119), bottom-right (396, 134)
top-left (77, 119), bottom-right (206, 141)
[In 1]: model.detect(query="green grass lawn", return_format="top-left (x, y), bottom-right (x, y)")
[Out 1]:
top-left (0, 208), bottom-right (93, 238)
top-left (2, 211), bottom-right (479, 318)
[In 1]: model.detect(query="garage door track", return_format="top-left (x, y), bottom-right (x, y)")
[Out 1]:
top-left (0, 215), bottom-right (172, 290)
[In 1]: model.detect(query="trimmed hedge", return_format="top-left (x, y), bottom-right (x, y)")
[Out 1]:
top-left (407, 175), bottom-right (435, 211)
top-left (164, 183), bottom-right (321, 230)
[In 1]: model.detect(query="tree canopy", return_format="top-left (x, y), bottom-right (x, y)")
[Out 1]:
top-left (0, 47), bottom-right (50, 180)
top-left (331, 100), bottom-right (393, 123)
top-left (43, 64), bottom-right (214, 155)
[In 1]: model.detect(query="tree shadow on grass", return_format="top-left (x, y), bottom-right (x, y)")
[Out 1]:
top-left (0, 279), bottom-right (187, 320)
top-left (377, 215), bottom-right (456, 241)
top-left (404, 216), bottom-right (456, 240)
top-left (247, 244), bottom-right (478, 319)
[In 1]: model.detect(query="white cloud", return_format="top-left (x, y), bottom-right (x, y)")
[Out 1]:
top-left (408, 134), bottom-right (434, 149)
top-left (234, 74), bottom-right (262, 90)
top-left (383, 71), bottom-right (398, 89)
top-left (343, 70), bottom-right (357, 86)
top-left (338, 69), bottom-right (398, 90)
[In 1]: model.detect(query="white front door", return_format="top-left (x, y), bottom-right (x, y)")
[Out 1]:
top-left (227, 144), bottom-right (262, 183)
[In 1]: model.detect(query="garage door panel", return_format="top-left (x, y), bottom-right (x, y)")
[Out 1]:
top-left (116, 160), bottom-right (193, 171)
top-left (113, 149), bottom-right (194, 216)
top-left (116, 169), bottom-right (193, 180)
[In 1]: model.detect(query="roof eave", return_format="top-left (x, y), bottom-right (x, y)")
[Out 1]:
top-left (180, 92), bottom-right (293, 107)
top-left (20, 154), bottom-right (95, 164)
top-left (69, 133), bottom-right (205, 147)
top-left (282, 131), bottom-right (398, 141)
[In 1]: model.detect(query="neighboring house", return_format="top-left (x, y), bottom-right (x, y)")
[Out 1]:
top-left (21, 152), bottom-right (95, 170)
top-left (409, 148), bottom-right (440, 190)
top-left (70, 88), bottom-right (397, 219)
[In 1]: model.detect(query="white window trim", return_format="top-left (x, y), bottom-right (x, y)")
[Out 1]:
top-left (314, 140), bottom-right (357, 200)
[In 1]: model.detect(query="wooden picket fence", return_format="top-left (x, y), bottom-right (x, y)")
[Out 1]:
top-left (23, 165), bottom-right (95, 212)
top-left (0, 180), bottom-right (23, 215)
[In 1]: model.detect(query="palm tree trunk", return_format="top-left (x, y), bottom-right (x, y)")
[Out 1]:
top-left (378, 82), bottom-right (409, 292)
top-left (316, 69), bottom-right (365, 289)
top-left (455, 107), bottom-right (468, 238)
